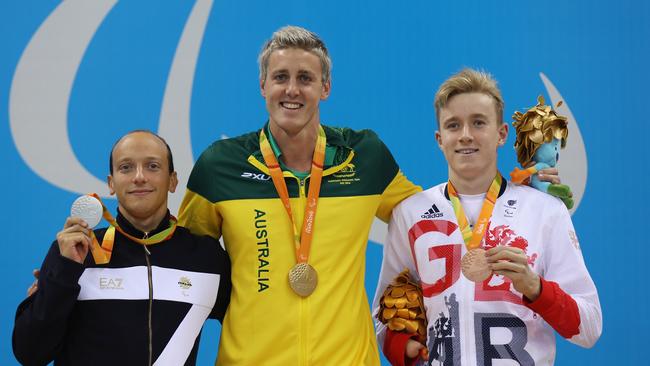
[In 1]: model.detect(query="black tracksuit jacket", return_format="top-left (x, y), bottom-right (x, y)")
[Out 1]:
top-left (12, 211), bottom-right (231, 366)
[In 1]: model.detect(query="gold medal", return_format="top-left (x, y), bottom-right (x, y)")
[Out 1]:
top-left (461, 248), bottom-right (492, 282)
top-left (260, 128), bottom-right (326, 298)
top-left (288, 263), bottom-right (318, 297)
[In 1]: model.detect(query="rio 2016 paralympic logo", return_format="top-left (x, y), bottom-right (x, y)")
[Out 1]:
top-left (8, 0), bottom-right (588, 244)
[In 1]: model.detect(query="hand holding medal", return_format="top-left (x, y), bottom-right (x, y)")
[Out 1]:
top-left (56, 195), bottom-right (104, 264)
top-left (66, 193), bottom-right (178, 265)
top-left (487, 245), bottom-right (541, 301)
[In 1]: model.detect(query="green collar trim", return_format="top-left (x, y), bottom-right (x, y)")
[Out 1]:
top-left (264, 123), bottom-right (337, 178)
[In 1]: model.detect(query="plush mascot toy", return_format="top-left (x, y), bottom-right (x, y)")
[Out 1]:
top-left (510, 95), bottom-right (574, 209)
top-left (377, 269), bottom-right (429, 361)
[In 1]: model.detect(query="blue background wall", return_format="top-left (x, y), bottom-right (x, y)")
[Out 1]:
top-left (2, 1), bottom-right (646, 364)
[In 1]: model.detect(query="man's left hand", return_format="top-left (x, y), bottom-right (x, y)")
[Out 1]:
top-left (486, 246), bottom-right (541, 301)
top-left (537, 167), bottom-right (561, 185)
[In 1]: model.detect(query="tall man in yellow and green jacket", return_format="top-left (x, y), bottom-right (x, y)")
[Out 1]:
top-left (178, 26), bottom-right (421, 365)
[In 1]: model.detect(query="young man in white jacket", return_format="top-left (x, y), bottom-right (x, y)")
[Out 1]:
top-left (373, 68), bottom-right (602, 366)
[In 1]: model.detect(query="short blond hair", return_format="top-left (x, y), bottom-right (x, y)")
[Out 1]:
top-left (434, 68), bottom-right (504, 125)
top-left (258, 25), bottom-right (331, 85)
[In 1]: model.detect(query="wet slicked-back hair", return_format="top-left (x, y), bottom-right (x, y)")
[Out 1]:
top-left (258, 25), bottom-right (332, 85)
top-left (109, 130), bottom-right (174, 175)
top-left (434, 68), bottom-right (504, 126)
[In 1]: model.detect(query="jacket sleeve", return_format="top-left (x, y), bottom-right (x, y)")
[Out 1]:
top-left (12, 242), bottom-right (85, 365)
top-left (377, 170), bottom-right (422, 223)
top-left (367, 132), bottom-right (421, 223)
top-left (208, 238), bottom-right (231, 322)
top-left (177, 145), bottom-right (223, 241)
top-left (372, 201), bottom-right (421, 365)
top-left (383, 330), bottom-right (421, 366)
top-left (178, 188), bottom-right (222, 241)
top-left (524, 201), bottom-right (602, 348)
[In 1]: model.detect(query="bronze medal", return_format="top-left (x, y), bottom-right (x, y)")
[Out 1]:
top-left (288, 263), bottom-right (318, 297)
top-left (461, 248), bottom-right (492, 282)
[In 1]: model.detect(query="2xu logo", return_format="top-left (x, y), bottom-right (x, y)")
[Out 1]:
top-left (241, 172), bottom-right (271, 181)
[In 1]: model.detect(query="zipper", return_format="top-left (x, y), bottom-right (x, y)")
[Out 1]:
top-left (298, 176), bottom-right (306, 198)
top-left (464, 268), bottom-right (474, 365)
top-left (143, 231), bottom-right (153, 366)
top-left (295, 176), bottom-right (308, 365)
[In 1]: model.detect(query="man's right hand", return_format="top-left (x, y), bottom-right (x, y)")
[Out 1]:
top-left (26, 269), bottom-right (39, 297)
top-left (56, 217), bottom-right (92, 264)
top-left (406, 339), bottom-right (428, 360)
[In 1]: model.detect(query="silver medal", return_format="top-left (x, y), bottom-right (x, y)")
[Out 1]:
top-left (70, 195), bottom-right (103, 228)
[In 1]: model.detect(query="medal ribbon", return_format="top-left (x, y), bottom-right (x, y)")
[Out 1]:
top-left (259, 126), bottom-right (326, 263)
top-left (447, 174), bottom-right (502, 250)
top-left (86, 193), bottom-right (178, 264)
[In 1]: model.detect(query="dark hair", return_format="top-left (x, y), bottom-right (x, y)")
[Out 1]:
top-left (109, 130), bottom-right (174, 175)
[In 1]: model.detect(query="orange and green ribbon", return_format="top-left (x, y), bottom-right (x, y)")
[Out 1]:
top-left (447, 174), bottom-right (502, 250)
top-left (259, 126), bottom-right (326, 264)
top-left (86, 193), bottom-right (178, 264)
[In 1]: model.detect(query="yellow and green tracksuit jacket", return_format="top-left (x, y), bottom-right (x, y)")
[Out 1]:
top-left (178, 124), bottom-right (421, 366)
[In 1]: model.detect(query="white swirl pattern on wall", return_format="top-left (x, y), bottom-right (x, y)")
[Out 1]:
top-left (9, 0), bottom-right (118, 197)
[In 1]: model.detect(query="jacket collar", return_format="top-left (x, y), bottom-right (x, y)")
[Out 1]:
top-left (252, 122), bottom-right (350, 168)
top-left (443, 174), bottom-right (508, 200)
top-left (116, 209), bottom-right (172, 238)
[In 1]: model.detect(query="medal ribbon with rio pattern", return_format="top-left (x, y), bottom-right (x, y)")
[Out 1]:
top-left (259, 126), bottom-right (326, 264)
top-left (447, 174), bottom-right (502, 250)
top-left (86, 193), bottom-right (178, 264)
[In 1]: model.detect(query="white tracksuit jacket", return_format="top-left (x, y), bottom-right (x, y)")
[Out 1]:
top-left (373, 181), bottom-right (602, 366)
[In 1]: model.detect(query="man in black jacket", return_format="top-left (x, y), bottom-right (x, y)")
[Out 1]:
top-left (13, 130), bottom-right (231, 366)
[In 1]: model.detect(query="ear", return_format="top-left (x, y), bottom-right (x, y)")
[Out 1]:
top-left (320, 79), bottom-right (331, 100)
top-left (168, 171), bottom-right (178, 193)
top-left (260, 78), bottom-right (267, 98)
top-left (435, 130), bottom-right (443, 148)
top-left (497, 123), bottom-right (509, 146)
top-left (107, 175), bottom-right (115, 195)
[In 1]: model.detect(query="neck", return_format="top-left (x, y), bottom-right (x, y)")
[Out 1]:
top-left (449, 168), bottom-right (498, 195)
top-left (119, 206), bottom-right (168, 234)
top-left (269, 122), bottom-right (319, 172)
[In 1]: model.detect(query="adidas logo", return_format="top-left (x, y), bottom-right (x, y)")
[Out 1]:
top-left (421, 204), bottom-right (443, 219)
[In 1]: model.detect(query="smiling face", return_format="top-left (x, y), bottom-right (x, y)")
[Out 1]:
top-left (108, 132), bottom-right (177, 228)
top-left (260, 48), bottom-right (331, 137)
top-left (435, 92), bottom-right (508, 188)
